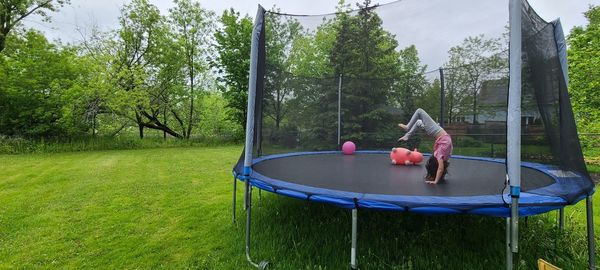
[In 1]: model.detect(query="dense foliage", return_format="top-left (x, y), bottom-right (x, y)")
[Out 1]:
top-left (212, 9), bottom-right (252, 129)
top-left (1, 0), bottom-right (241, 140)
top-left (0, 0), bottom-right (598, 154)
top-left (568, 5), bottom-right (600, 148)
top-left (0, 30), bottom-right (92, 137)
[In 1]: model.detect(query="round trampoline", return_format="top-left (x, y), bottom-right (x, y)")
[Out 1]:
top-left (240, 151), bottom-right (590, 217)
top-left (232, 0), bottom-right (597, 268)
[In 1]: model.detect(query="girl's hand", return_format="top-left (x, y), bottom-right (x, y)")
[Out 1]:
top-left (398, 123), bottom-right (408, 130)
top-left (425, 176), bottom-right (435, 183)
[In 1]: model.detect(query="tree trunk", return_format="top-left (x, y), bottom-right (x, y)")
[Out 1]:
top-left (473, 89), bottom-right (477, 124)
top-left (138, 124), bottom-right (144, 139)
top-left (0, 28), bottom-right (8, 53)
top-left (163, 108), bottom-right (167, 140)
top-left (138, 109), bottom-right (183, 138)
top-left (448, 88), bottom-right (453, 124)
top-left (186, 40), bottom-right (195, 140)
top-left (135, 112), bottom-right (144, 139)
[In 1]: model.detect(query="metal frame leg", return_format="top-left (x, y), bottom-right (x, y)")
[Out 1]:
top-left (351, 209), bottom-right (358, 270)
top-left (233, 177), bottom-right (237, 223)
top-left (244, 179), bottom-right (248, 211)
top-left (586, 195), bottom-right (596, 270)
top-left (558, 208), bottom-right (564, 232)
top-left (511, 197), bottom-right (519, 253)
top-left (507, 196), bottom-right (518, 270)
top-left (245, 181), bottom-right (269, 269)
top-left (506, 218), bottom-right (513, 270)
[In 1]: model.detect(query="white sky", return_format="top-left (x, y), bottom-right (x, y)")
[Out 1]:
top-left (22, 0), bottom-right (600, 68)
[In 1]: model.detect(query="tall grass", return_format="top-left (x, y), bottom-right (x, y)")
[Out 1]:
top-left (0, 135), bottom-right (241, 155)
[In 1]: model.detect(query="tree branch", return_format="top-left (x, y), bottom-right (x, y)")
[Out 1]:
top-left (9, 0), bottom-right (53, 29)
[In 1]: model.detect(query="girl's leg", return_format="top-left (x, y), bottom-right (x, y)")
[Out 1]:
top-left (405, 108), bottom-right (435, 130)
top-left (403, 120), bottom-right (424, 138)
top-left (399, 108), bottom-right (437, 140)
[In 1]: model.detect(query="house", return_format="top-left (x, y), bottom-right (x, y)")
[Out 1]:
top-left (452, 79), bottom-right (540, 126)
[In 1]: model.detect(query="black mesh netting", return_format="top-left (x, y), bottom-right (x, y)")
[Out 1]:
top-left (235, 0), bottom-right (593, 204)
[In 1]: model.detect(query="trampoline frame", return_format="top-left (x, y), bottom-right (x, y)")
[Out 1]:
top-left (235, 1), bottom-right (596, 269)
top-left (240, 151), bottom-right (588, 214)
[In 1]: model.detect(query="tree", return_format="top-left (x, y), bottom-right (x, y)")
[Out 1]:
top-left (212, 8), bottom-right (252, 130)
top-left (394, 45), bottom-right (428, 120)
top-left (444, 35), bottom-right (507, 124)
top-left (280, 0), bottom-right (428, 149)
top-left (263, 9), bottom-right (302, 131)
top-left (328, 0), bottom-right (407, 146)
top-left (0, 0), bottom-right (69, 52)
top-left (0, 30), bottom-right (91, 137)
top-left (112, 0), bottom-right (183, 139)
top-left (568, 5), bottom-right (600, 147)
top-left (77, 25), bottom-right (138, 137)
top-left (169, 0), bottom-right (214, 139)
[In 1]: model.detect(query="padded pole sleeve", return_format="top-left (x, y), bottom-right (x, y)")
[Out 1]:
top-left (507, 0), bottom-right (522, 192)
top-left (243, 6), bottom-right (266, 169)
top-left (508, 0), bottom-right (522, 255)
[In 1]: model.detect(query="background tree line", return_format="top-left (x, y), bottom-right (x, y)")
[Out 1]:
top-left (0, 0), bottom-right (250, 141)
top-left (0, 0), bottom-right (598, 152)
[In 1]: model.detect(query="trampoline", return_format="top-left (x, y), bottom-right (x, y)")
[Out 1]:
top-left (239, 151), bottom-right (588, 216)
top-left (232, 0), bottom-right (596, 269)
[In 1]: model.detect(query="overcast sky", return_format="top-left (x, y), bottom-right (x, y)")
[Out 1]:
top-left (22, 0), bottom-right (600, 68)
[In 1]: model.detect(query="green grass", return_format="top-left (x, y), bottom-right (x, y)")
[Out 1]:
top-left (0, 146), bottom-right (598, 269)
top-left (589, 164), bottom-right (600, 174)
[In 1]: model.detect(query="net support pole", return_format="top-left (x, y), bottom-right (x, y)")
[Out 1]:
top-left (506, 218), bottom-right (513, 270)
top-left (243, 5), bottom-right (265, 177)
top-left (508, 0), bottom-right (522, 258)
top-left (242, 6), bottom-right (268, 270)
top-left (439, 68), bottom-right (445, 127)
top-left (351, 208), bottom-right (358, 270)
top-left (338, 74), bottom-right (343, 149)
top-left (587, 195), bottom-right (596, 270)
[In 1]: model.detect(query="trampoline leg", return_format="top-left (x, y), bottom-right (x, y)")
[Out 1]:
top-left (243, 179), bottom-right (248, 211)
top-left (259, 189), bottom-right (262, 206)
top-left (506, 218), bottom-right (513, 270)
top-left (510, 197), bottom-right (519, 253)
top-left (233, 176), bottom-right (237, 223)
top-left (586, 195), bottom-right (595, 270)
top-left (245, 181), bottom-right (269, 269)
top-left (351, 208), bottom-right (358, 270)
top-left (558, 208), bottom-right (564, 232)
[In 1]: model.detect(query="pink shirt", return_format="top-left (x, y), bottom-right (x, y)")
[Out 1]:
top-left (433, 134), bottom-right (453, 161)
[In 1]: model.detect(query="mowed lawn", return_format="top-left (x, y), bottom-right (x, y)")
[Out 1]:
top-left (0, 146), bottom-right (598, 269)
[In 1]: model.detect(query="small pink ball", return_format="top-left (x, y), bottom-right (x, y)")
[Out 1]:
top-left (342, 141), bottom-right (356, 155)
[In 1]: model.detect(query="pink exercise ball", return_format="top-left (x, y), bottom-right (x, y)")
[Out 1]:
top-left (342, 141), bottom-right (356, 155)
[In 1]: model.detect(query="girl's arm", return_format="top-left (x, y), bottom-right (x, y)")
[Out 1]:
top-left (426, 157), bottom-right (445, 184)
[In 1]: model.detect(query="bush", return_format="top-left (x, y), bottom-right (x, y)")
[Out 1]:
top-left (0, 135), bottom-right (240, 155)
top-left (454, 136), bottom-right (483, 147)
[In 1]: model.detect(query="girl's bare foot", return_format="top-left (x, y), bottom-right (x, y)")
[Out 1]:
top-left (397, 135), bottom-right (409, 142)
top-left (398, 123), bottom-right (408, 131)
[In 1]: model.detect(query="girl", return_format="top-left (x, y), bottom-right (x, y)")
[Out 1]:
top-left (397, 108), bottom-right (453, 184)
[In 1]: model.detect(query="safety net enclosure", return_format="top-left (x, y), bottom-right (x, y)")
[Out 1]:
top-left (233, 0), bottom-right (593, 215)
top-left (232, 0), bottom-right (595, 269)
